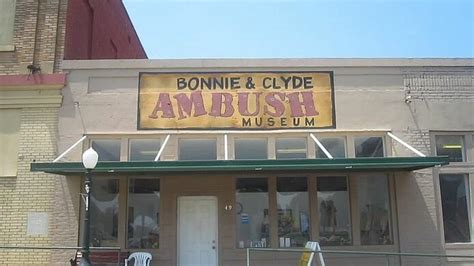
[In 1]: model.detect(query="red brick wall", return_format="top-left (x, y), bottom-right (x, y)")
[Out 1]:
top-left (64, 0), bottom-right (147, 60)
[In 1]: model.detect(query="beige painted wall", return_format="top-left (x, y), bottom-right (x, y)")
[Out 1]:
top-left (57, 59), bottom-right (474, 266)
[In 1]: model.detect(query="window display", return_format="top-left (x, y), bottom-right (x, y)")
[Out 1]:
top-left (127, 178), bottom-right (160, 249)
top-left (358, 175), bottom-right (392, 245)
top-left (317, 176), bottom-right (351, 245)
top-left (91, 179), bottom-right (119, 247)
top-left (277, 177), bottom-right (309, 247)
top-left (235, 178), bottom-right (269, 248)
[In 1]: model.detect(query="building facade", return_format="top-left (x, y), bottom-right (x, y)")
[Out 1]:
top-left (31, 59), bottom-right (473, 265)
top-left (0, 0), bottom-right (145, 264)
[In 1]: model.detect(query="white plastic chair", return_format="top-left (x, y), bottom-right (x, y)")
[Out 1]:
top-left (124, 252), bottom-right (152, 266)
top-left (299, 241), bottom-right (325, 266)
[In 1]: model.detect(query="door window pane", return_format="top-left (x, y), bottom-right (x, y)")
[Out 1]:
top-left (91, 179), bottom-right (119, 247)
top-left (316, 137), bottom-right (346, 158)
top-left (235, 178), bottom-right (269, 248)
top-left (129, 139), bottom-right (161, 161)
top-left (235, 139), bottom-right (268, 160)
top-left (276, 138), bottom-right (307, 159)
top-left (358, 175), bottom-right (392, 245)
top-left (277, 177), bottom-right (309, 247)
top-left (91, 139), bottom-right (121, 161)
top-left (128, 178), bottom-right (160, 248)
top-left (355, 137), bottom-right (384, 157)
top-left (318, 176), bottom-right (351, 245)
top-left (435, 136), bottom-right (465, 162)
top-left (440, 174), bottom-right (471, 243)
top-left (179, 139), bottom-right (217, 160)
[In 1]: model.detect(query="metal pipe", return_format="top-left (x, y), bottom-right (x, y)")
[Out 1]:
top-left (53, 135), bottom-right (87, 162)
top-left (310, 133), bottom-right (333, 159)
top-left (224, 134), bottom-right (228, 160)
top-left (154, 134), bottom-right (170, 161)
top-left (387, 132), bottom-right (426, 157)
top-left (80, 169), bottom-right (92, 266)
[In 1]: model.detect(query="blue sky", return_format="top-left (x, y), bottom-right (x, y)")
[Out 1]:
top-left (123, 0), bottom-right (473, 59)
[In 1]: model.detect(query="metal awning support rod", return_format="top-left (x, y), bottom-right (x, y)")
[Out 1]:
top-left (224, 134), bottom-right (229, 160)
top-left (387, 132), bottom-right (426, 157)
top-left (154, 134), bottom-right (171, 161)
top-left (53, 135), bottom-right (87, 162)
top-left (310, 133), bottom-right (333, 159)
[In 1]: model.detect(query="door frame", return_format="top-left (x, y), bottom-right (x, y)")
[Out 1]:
top-left (177, 195), bottom-right (219, 266)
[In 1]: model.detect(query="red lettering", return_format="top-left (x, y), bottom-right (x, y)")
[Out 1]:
top-left (209, 93), bottom-right (234, 117)
top-left (264, 92), bottom-right (285, 117)
top-left (173, 91), bottom-right (207, 120)
top-left (149, 93), bottom-right (175, 119)
top-left (287, 91), bottom-right (318, 117)
top-left (238, 92), bottom-right (262, 116)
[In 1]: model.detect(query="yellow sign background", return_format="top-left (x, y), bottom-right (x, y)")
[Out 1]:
top-left (139, 72), bottom-right (334, 129)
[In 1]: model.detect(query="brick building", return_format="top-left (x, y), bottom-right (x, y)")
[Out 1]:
top-left (0, 0), bottom-right (145, 264)
top-left (31, 59), bottom-right (474, 265)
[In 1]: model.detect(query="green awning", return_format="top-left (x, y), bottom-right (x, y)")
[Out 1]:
top-left (31, 156), bottom-right (449, 175)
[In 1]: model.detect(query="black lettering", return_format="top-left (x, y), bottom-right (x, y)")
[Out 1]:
top-left (292, 76), bottom-right (303, 89)
top-left (188, 77), bottom-right (199, 90)
top-left (201, 77), bottom-right (212, 90)
top-left (272, 78), bottom-right (281, 89)
top-left (177, 78), bottom-right (187, 90)
top-left (303, 77), bottom-right (313, 89)
top-left (255, 117), bottom-right (263, 127)
top-left (214, 77), bottom-right (223, 89)
top-left (293, 117), bottom-right (300, 126)
top-left (305, 117), bottom-right (315, 126)
top-left (242, 117), bottom-right (252, 127)
top-left (263, 77), bottom-right (272, 89)
top-left (230, 77), bottom-right (241, 89)
top-left (281, 117), bottom-right (287, 127)
top-left (267, 117), bottom-right (275, 126)
top-left (281, 76), bottom-right (292, 89)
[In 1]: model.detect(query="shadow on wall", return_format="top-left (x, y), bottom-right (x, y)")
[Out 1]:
top-left (396, 171), bottom-right (443, 266)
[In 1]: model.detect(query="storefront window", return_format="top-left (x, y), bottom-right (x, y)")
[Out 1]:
top-left (355, 137), bottom-right (384, 157)
top-left (127, 178), bottom-right (160, 248)
top-left (440, 174), bottom-right (471, 243)
top-left (435, 135), bottom-right (465, 162)
top-left (91, 179), bottom-right (119, 247)
top-left (358, 175), bottom-right (392, 245)
top-left (317, 176), bottom-right (351, 245)
top-left (129, 139), bottom-right (161, 161)
top-left (235, 139), bottom-right (268, 160)
top-left (316, 137), bottom-right (346, 158)
top-left (179, 139), bottom-right (217, 160)
top-left (91, 139), bottom-right (121, 161)
top-left (276, 138), bottom-right (307, 159)
top-left (235, 178), bottom-right (269, 248)
top-left (277, 177), bottom-right (309, 247)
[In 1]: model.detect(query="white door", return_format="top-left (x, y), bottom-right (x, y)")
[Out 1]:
top-left (178, 196), bottom-right (218, 266)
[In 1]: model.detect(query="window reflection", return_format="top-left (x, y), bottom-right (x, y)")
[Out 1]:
top-left (277, 177), bottom-right (309, 247)
top-left (91, 179), bottom-right (119, 247)
top-left (129, 139), bottom-right (161, 161)
top-left (316, 137), bottom-right (346, 158)
top-left (235, 178), bottom-right (269, 248)
top-left (127, 178), bottom-right (160, 249)
top-left (276, 138), bottom-right (307, 159)
top-left (440, 174), bottom-right (471, 243)
top-left (91, 139), bottom-right (121, 161)
top-left (317, 176), bottom-right (351, 245)
top-left (435, 136), bottom-right (465, 162)
top-left (358, 175), bottom-right (392, 245)
top-left (355, 137), bottom-right (384, 158)
top-left (179, 139), bottom-right (217, 160)
top-left (235, 139), bottom-right (268, 160)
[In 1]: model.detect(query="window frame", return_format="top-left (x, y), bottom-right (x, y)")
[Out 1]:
top-left (128, 138), bottom-right (162, 161)
top-left (0, 0), bottom-right (16, 51)
top-left (432, 132), bottom-right (474, 247)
